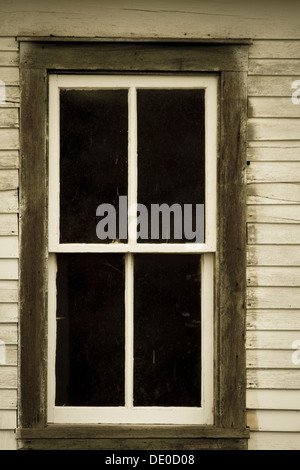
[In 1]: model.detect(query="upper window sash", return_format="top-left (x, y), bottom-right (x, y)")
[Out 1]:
top-left (48, 74), bottom-right (218, 254)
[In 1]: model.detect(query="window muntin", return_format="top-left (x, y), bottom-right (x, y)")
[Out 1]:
top-left (48, 74), bottom-right (217, 425)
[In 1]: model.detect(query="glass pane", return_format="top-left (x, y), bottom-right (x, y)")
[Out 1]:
top-left (55, 253), bottom-right (125, 406)
top-left (134, 254), bottom-right (201, 407)
top-left (60, 89), bottom-right (128, 243)
top-left (137, 89), bottom-right (205, 243)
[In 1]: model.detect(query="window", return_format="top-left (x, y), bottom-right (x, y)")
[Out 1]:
top-left (47, 75), bottom-right (217, 424)
top-left (18, 40), bottom-right (249, 449)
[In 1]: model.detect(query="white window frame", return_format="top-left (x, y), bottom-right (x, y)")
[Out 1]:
top-left (47, 74), bottom-right (217, 425)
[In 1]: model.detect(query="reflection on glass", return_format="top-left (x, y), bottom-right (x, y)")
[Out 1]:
top-left (134, 254), bottom-right (202, 406)
top-left (55, 253), bottom-right (125, 406)
top-left (60, 89), bottom-right (128, 243)
top-left (137, 89), bottom-right (205, 243)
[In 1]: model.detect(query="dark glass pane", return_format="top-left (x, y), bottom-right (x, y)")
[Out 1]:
top-left (134, 254), bottom-right (201, 406)
top-left (60, 89), bottom-right (128, 243)
top-left (55, 253), bottom-right (125, 406)
top-left (137, 89), bottom-right (205, 243)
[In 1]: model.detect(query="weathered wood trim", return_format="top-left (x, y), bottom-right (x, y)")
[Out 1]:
top-left (17, 36), bottom-right (253, 45)
top-left (19, 67), bottom-right (48, 428)
top-left (18, 40), bottom-right (248, 447)
top-left (216, 71), bottom-right (247, 429)
top-left (20, 41), bottom-right (249, 72)
top-left (18, 437), bottom-right (248, 450)
top-left (16, 424), bottom-right (249, 439)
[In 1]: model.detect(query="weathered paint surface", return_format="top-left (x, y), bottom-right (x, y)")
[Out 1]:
top-left (0, 0), bottom-right (300, 451)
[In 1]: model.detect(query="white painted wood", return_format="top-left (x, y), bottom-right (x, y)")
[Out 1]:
top-left (248, 223), bottom-right (300, 245)
top-left (0, 152), bottom-right (19, 169)
top-left (125, 252), bottom-right (134, 410)
top-left (0, 410), bottom-right (16, 429)
top-left (247, 310), bottom-right (300, 330)
top-left (247, 183), bottom-right (300, 205)
top-left (0, 190), bottom-right (18, 213)
top-left (0, 38), bottom-right (18, 52)
top-left (247, 370), bottom-right (300, 390)
top-left (249, 59), bottom-right (300, 76)
top-left (0, 366), bottom-right (17, 388)
top-left (0, 170), bottom-right (18, 190)
top-left (247, 147), bottom-right (300, 161)
top-left (0, 68), bottom-right (19, 86)
top-left (0, 109), bottom-right (19, 128)
top-left (247, 286), bottom-right (300, 308)
top-left (248, 245), bottom-right (300, 266)
top-left (0, 129), bottom-right (19, 149)
top-left (249, 40), bottom-right (300, 59)
top-left (247, 389), bottom-right (300, 410)
top-left (0, 390), bottom-right (17, 409)
top-left (248, 76), bottom-right (300, 97)
top-left (0, 259), bottom-right (18, 280)
top-left (248, 118), bottom-right (300, 141)
top-left (47, 254), bottom-right (56, 424)
top-left (247, 162), bottom-right (300, 183)
top-left (0, 285), bottom-right (18, 303)
top-left (49, 74), bottom-right (217, 253)
top-left (249, 97), bottom-right (300, 118)
top-left (0, 237), bottom-right (18, 258)
top-left (247, 205), bottom-right (300, 224)
top-left (247, 266), bottom-right (300, 286)
top-left (247, 409), bottom-right (300, 431)
top-left (247, 330), bottom-right (300, 349)
top-left (0, 431), bottom-right (17, 450)
top-left (247, 349), bottom-right (300, 368)
top-left (0, 87), bottom-right (20, 107)
top-left (248, 140), bottom-right (300, 148)
top-left (0, 345), bottom-right (17, 366)
top-left (0, 324), bottom-right (18, 344)
top-left (248, 431), bottom-right (300, 450)
top-left (0, 52), bottom-right (18, 67)
top-left (0, 304), bottom-right (18, 323)
top-left (2, 0), bottom-right (300, 39)
top-left (0, 214), bottom-right (18, 236)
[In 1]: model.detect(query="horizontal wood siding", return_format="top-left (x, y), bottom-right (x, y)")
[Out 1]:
top-left (0, 23), bottom-right (299, 451)
top-left (247, 39), bottom-right (300, 449)
top-left (0, 37), bottom-right (18, 450)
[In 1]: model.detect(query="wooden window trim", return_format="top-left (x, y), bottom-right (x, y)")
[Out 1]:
top-left (18, 40), bottom-right (249, 450)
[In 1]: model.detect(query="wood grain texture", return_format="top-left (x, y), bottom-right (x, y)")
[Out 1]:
top-left (247, 310), bottom-right (300, 330)
top-left (247, 183), bottom-right (300, 204)
top-left (247, 223), bottom-right (300, 244)
top-left (248, 97), bottom-right (300, 118)
top-left (247, 148), bottom-right (300, 161)
top-left (247, 389), bottom-right (300, 410)
top-left (248, 118), bottom-right (300, 141)
top-left (247, 371), bottom-right (300, 390)
top-left (248, 245), bottom-right (300, 266)
top-left (217, 70), bottom-right (247, 429)
top-left (247, 205), bottom-right (300, 224)
top-left (20, 41), bottom-right (249, 71)
top-left (19, 67), bottom-right (48, 428)
top-left (249, 40), bottom-right (300, 59)
top-left (247, 266), bottom-right (300, 286)
top-left (247, 162), bottom-right (300, 183)
top-left (248, 76), bottom-right (300, 97)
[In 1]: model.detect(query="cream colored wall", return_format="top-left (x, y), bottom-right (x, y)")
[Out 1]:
top-left (0, 0), bottom-right (300, 451)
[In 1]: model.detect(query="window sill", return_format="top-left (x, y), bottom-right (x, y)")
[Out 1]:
top-left (16, 425), bottom-right (249, 450)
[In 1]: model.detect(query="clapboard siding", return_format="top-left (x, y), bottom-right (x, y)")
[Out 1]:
top-left (249, 40), bottom-right (300, 59)
top-left (247, 410), bottom-right (300, 431)
top-left (248, 76), bottom-right (300, 97)
top-left (248, 118), bottom-right (300, 141)
top-left (247, 183), bottom-right (300, 204)
top-left (248, 97), bottom-right (300, 118)
top-left (0, 37), bottom-right (18, 446)
top-left (0, 24), bottom-right (299, 452)
top-left (247, 205), bottom-right (300, 223)
top-left (247, 389), bottom-right (300, 410)
top-left (246, 38), bottom-right (300, 450)
top-left (247, 148), bottom-right (300, 161)
top-left (247, 266), bottom-right (300, 286)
